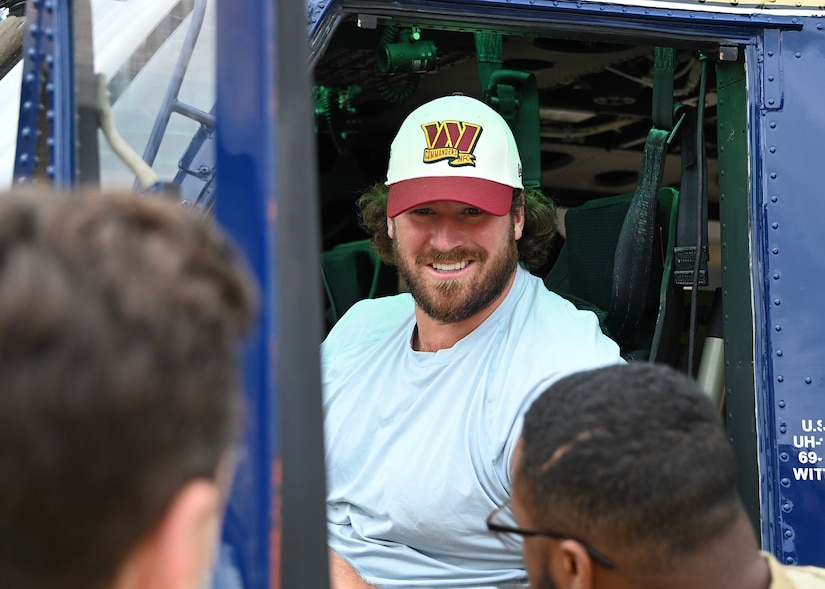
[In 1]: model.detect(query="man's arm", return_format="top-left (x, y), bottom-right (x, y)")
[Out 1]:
top-left (329, 549), bottom-right (376, 589)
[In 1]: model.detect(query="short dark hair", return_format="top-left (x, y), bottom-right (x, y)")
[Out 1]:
top-left (518, 363), bottom-right (741, 568)
top-left (356, 183), bottom-right (556, 272)
top-left (0, 189), bottom-right (257, 589)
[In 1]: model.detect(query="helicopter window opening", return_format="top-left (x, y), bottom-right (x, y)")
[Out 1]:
top-left (313, 17), bottom-right (724, 239)
top-left (97, 0), bottom-right (215, 190)
top-left (313, 15), bottom-right (735, 368)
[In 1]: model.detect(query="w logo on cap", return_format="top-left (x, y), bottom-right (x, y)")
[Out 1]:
top-left (420, 121), bottom-right (482, 167)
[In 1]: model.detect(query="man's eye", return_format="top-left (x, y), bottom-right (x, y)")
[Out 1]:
top-left (466, 207), bottom-right (482, 215)
top-left (412, 208), bottom-right (433, 215)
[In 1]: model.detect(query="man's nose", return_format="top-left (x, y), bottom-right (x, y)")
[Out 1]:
top-left (428, 216), bottom-right (466, 251)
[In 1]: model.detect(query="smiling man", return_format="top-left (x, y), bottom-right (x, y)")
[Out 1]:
top-left (322, 94), bottom-right (622, 588)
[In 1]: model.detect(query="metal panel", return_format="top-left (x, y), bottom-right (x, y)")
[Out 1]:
top-left (273, 0), bottom-right (329, 586)
top-left (14, 0), bottom-right (78, 187)
top-left (326, 0), bottom-right (801, 41)
top-left (308, 0), bottom-right (825, 570)
top-left (214, 0), bottom-right (277, 585)
top-left (754, 17), bottom-right (825, 567)
top-left (215, 0), bottom-right (328, 587)
top-left (761, 28), bottom-right (783, 111)
top-left (717, 52), bottom-right (760, 538)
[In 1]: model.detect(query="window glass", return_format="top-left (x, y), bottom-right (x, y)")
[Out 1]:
top-left (0, 0), bottom-right (216, 192)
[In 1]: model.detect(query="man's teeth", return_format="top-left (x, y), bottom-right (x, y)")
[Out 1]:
top-left (432, 261), bottom-right (469, 272)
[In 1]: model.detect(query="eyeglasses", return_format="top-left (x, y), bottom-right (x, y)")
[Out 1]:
top-left (486, 501), bottom-right (615, 570)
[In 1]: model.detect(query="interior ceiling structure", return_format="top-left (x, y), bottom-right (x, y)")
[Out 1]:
top-left (313, 18), bottom-right (719, 248)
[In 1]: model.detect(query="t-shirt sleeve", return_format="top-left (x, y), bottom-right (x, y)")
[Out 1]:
top-left (492, 296), bottom-right (624, 490)
top-left (321, 295), bottom-right (415, 400)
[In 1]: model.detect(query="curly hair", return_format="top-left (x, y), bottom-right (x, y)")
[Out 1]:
top-left (356, 182), bottom-right (556, 272)
top-left (519, 363), bottom-right (741, 569)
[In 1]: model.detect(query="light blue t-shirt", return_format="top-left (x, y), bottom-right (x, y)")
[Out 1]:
top-left (322, 266), bottom-right (622, 587)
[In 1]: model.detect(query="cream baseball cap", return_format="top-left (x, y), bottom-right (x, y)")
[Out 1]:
top-left (385, 94), bottom-right (523, 218)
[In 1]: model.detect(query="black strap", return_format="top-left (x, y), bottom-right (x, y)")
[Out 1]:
top-left (606, 47), bottom-right (677, 350)
top-left (607, 128), bottom-right (669, 347)
top-left (673, 60), bottom-right (710, 287)
top-left (652, 47), bottom-right (675, 131)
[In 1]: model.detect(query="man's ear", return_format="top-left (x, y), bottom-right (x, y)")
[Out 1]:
top-left (554, 539), bottom-right (594, 589)
top-left (513, 193), bottom-right (525, 241)
top-left (113, 479), bottom-right (223, 589)
top-left (387, 216), bottom-right (395, 239)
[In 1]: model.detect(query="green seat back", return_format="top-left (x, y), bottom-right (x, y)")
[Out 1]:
top-left (321, 239), bottom-right (397, 327)
top-left (545, 187), bottom-right (681, 362)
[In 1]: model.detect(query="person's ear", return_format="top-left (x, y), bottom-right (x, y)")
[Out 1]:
top-left (555, 539), bottom-right (594, 589)
top-left (513, 193), bottom-right (525, 241)
top-left (387, 216), bottom-right (395, 239)
top-left (113, 479), bottom-right (223, 589)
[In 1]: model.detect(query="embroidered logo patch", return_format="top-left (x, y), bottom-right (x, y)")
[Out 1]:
top-left (420, 121), bottom-right (482, 167)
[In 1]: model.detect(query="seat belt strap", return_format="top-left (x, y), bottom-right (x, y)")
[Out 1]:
top-left (606, 47), bottom-right (676, 349)
top-left (607, 127), bottom-right (669, 346)
top-left (673, 59), bottom-right (710, 287)
top-left (653, 47), bottom-right (675, 131)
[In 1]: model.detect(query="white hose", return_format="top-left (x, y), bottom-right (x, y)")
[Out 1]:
top-left (96, 73), bottom-right (159, 189)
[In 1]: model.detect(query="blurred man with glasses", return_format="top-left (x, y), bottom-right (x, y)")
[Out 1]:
top-left (491, 362), bottom-right (825, 589)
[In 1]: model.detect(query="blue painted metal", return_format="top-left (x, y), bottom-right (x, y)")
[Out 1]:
top-left (49, 0), bottom-right (76, 186)
top-left (215, 0), bottom-right (328, 587)
top-left (761, 29), bottom-right (783, 111)
top-left (13, 0), bottom-right (78, 187)
top-left (753, 18), bottom-right (825, 567)
top-left (214, 0), bottom-right (277, 585)
top-left (307, 0), bottom-right (335, 32)
top-left (747, 37), bottom-right (778, 560)
top-left (307, 0), bottom-right (803, 43)
top-left (309, 0), bottom-right (825, 568)
top-left (173, 117), bottom-right (216, 213)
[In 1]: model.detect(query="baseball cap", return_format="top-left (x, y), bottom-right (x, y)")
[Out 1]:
top-left (385, 94), bottom-right (523, 218)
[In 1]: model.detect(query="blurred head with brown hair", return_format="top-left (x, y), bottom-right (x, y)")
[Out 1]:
top-left (0, 188), bottom-right (257, 589)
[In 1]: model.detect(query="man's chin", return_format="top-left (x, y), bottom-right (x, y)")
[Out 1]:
top-left (432, 279), bottom-right (465, 295)
top-left (414, 289), bottom-right (474, 323)
top-left (421, 299), bottom-right (468, 322)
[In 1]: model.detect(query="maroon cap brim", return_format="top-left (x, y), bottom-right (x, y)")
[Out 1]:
top-left (387, 177), bottom-right (514, 218)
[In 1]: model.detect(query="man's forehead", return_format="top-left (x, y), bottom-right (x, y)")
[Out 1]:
top-left (509, 447), bottom-right (534, 524)
top-left (513, 436), bottom-right (524, 466)
top-left (510, 436), bottom-right (525, 486)
top-left (411, 198), bottom-right (478, 209)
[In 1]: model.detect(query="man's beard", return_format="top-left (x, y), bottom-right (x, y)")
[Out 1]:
top-left (393, 221), bottom-right (519, 323)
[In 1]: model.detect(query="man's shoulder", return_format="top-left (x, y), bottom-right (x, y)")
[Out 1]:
top-left (342, 293), bottom-right (414, 320)
top-left (518, 269), bottom-right (589, 314)
top-left (516, 271), bottom-right (610, 334)
top-left (764, 552), bottom-right (825, 589)
top-left (323, 294), bottom-right (414, 352)
top-left (506, 270), bottom-right (621, 365)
